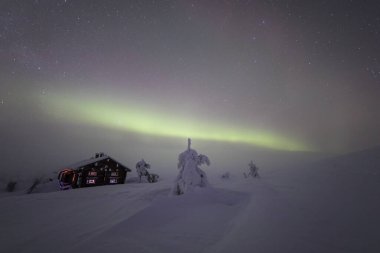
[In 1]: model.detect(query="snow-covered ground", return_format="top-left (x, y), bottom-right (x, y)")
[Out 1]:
top-left (1, 147), bottom-right (380, 253)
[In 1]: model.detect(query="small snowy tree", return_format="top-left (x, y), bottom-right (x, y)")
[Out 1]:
top-left (243, 160), bottom-right (259, 178)
top-left (6, 181), bottom-right (17, 192)
top-left (27, 178), bottom-right (41, 194)
top-left (172, 139), bottom-right (210, 195)
top-left (135, 159), bottom-right (159, 183)
top-left (136, 159), bottom-right (151, 182)
top-left (221, 172), bottom-right (230, 179)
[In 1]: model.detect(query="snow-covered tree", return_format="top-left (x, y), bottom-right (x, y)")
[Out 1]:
top-left (136, 159), bottom-right (159, 183)
top-left (136, 159), bottom-right (151, 182)
top-left (221, 172), bottom-right (230, 179)
top-left (243, 160), bottom-right (259, 178)
top-left (6, 181), bottom-right (17, 192)
top-left (172, 139), bottom-right (210, 195)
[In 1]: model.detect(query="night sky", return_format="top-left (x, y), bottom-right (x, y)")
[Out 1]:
top-left (1, 1), bottom-right (380, 175)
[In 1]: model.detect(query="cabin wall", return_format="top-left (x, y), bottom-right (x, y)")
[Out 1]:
top-left (59, 158), bottom-right (129, 188)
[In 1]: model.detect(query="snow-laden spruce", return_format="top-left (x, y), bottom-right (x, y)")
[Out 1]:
top-left (243, 160), bottom-right (259, 178)
top-left (136, 159), bottom-right (151, 182)
top-left (172, 139), bottom-right (210, 195)
top-left (136, 159), bottom-right (159, 183)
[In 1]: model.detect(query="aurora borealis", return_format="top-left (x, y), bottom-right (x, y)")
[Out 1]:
top-left (44, 93), bottom-right (312, 151)
top-left (1, 1), bottom-right (380, 174)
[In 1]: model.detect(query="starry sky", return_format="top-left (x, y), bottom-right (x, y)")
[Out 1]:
top-left (1, 0), bottom-right (380, 175)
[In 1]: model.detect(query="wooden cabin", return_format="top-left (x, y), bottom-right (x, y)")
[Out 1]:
top-left (58, 153), bottom-right (131, 190)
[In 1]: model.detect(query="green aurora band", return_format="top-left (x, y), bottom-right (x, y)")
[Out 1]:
top-left (44, 95), bottom-right (313, 152)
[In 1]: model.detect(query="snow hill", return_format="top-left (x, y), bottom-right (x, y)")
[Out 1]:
top-left (1, 147), bottom-right (379, 253)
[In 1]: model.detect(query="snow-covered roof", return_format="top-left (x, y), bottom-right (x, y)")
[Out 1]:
top-left (67, 155), bottom-right (110, 169)
top-left (63, 154), bottom-right (131, 171)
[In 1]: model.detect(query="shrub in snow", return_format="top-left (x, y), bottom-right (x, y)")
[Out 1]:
top-left (136, 159), bottom-right (159, 183)
top-left (243, 161), bottom-right (259, 178)
top-left (172, 139), bottom-right (210, 195)
top-left (221, 172), bottom-right (230, 179)
top-left (27, 178), bottom-right (41, 194)
top-left (6, 181), bottom-right (17, 192)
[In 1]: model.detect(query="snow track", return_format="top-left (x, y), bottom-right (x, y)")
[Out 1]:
top-left (74, 187), bottom-right (250, 253)
top-left (0, 181), bottom-right (171, 253)
top-left (0, 180), bottom-right (250, 253)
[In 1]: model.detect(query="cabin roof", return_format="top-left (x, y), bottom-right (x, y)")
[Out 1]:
top-left (64, 154), bottom-right (132, 172)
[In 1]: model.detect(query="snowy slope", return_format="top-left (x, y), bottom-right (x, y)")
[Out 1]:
top-left (218, 146), bottom-right (380, 253)
top-left (1, 147), bottom-right (379, 253)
